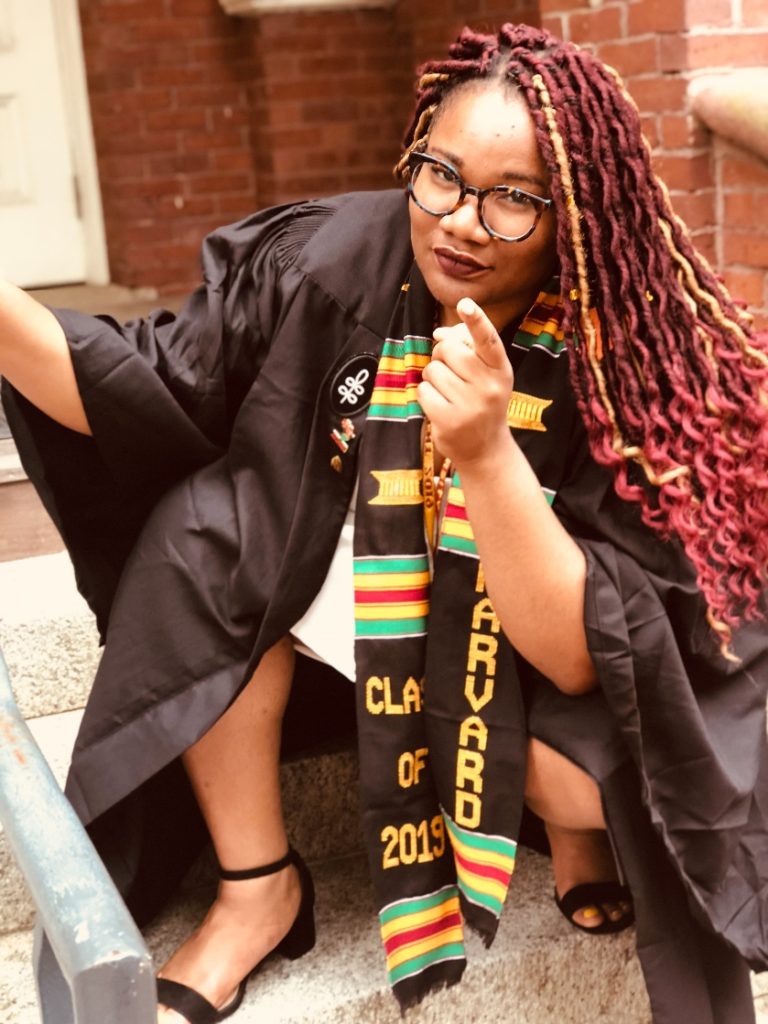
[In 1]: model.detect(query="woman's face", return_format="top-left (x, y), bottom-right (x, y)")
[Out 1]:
top-left (408, 84), bottom-right (558, 331)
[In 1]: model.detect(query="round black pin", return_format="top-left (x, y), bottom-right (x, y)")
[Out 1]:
top-left (329, 353), bottom-right (378, 416)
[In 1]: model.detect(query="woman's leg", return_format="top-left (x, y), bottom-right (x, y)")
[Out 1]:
top-left (158, 636), bottom-right (299, 1023)
top-left (525, 737), bottom-right (631, 928)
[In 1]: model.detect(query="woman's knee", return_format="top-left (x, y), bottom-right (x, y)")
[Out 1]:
top-left (222, 635), bottom-right (296, 721)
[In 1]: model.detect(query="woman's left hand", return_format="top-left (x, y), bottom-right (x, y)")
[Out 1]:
top-left (418, 297), bottom-right (513, 469)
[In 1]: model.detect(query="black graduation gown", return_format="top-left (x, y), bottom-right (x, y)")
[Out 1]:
top-left (4, 190), bottom-right (767, 1023)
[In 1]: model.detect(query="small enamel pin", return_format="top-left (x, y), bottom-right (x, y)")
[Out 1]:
top-left (331, 417), bottom-right (356, 454)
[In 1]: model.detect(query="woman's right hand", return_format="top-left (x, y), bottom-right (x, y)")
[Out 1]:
top-left (0, 280), bottom-right (91, 434)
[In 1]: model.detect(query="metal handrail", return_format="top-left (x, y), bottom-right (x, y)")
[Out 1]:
top-left (0, 648), bottom-right (155, 1023)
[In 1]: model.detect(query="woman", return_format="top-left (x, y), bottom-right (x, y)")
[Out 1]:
top-left (2, 22), bottom-right (767, 1024)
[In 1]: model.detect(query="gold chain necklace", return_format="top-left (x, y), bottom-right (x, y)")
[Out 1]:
top-left (422, 419), bottom-right (452, 552)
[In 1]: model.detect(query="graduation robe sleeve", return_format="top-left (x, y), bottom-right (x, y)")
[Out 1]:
top-left (1, 198), bottom-right (355, 634)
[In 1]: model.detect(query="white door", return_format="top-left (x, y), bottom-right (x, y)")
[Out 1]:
top-left (0, 0), bottom-right (86, 286)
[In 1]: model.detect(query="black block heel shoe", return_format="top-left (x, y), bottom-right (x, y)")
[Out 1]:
top-left (156, 848), bottom-right (316, 1023)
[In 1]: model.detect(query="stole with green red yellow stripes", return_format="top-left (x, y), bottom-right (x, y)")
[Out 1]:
top-left (352, 276), bottom-right (565, 1009)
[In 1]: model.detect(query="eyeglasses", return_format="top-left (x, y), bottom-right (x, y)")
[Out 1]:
top-left (407, 151), bottom-right (553, 242)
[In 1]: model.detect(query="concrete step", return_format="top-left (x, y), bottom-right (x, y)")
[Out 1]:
top-left (0, 553), bottom-right (98, 719)
top-left (26, 283), bottom-right (185, 322)
top-left (0, 439), bottom-right (64, 563)
top-left (0, 848), bottom-right (654, 1024)
top-left (4, 857), bottom-right (768, 1024)
top-left (757, 975), bottom-right (768, 1020)
top-left (146, 849), bottom-right (654, 1024)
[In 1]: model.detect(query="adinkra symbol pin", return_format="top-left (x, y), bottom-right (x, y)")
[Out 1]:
top-left (330, 353), bottom-right (377, 416)
top-left (338, 369), bottom-right (369, 405)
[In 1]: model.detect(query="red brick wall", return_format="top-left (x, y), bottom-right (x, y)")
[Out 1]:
top-left (401, 0), bottom-right (539, 65)
top-left (81, 0), bottom-right (768, 323)
top-left (541, 0), bottom-right (718, 261)
top-left (660, 0), bottom-right (768, 329)
top-left (248, 1), bottom-right (539, 208)
top-left (716, 141), bottom-right (768, 330)
top-left (80, 0), bottom-right (541, 291)
top-left (245, 6), bottom-right (407, 209)
top-left (540, 0), bottom-right (768, 327)
top-left (79, 0), bottom-right (259, 291)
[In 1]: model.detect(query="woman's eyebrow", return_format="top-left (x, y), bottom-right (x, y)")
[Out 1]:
top-left (428, 144), bottom-right (548, 191)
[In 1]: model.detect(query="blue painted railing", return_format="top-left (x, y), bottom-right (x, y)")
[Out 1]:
top-left (0, 648), bottom-right (155, 1022)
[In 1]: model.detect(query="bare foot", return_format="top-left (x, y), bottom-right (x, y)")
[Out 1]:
top-left (156, 864), bottom-right (301, 1023)
top-left (545, 823), bottom-right (632, 930)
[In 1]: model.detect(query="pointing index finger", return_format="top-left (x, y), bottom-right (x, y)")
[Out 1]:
top-left (456, 298), bottom-right (506, 368)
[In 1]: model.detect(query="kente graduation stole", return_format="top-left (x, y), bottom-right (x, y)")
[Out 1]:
top-left (352, 267), bottom-right (571, 1009)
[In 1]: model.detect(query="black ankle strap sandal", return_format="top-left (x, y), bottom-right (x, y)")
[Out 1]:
top-left (554, 880), bottom-right (634, 935)
top-left (218, 848), bottom-right (294, 881)
top-left (156, 848), bottom-right (315, 1023)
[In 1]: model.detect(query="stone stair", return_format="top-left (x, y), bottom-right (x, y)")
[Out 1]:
top-left (1, 555), bottom-right (768, 1023)
top-left (0, 551), bottom-right (658, 1024)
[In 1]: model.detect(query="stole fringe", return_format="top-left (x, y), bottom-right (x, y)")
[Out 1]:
top-left (394, 959), bottom-right (466, 1015)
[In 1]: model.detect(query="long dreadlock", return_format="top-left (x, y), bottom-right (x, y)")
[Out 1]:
top-left (395, 23), bottom-right (768, 658)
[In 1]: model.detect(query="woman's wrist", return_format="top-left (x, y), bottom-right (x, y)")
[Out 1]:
top-left (452, 425), bottom-right (517, 480)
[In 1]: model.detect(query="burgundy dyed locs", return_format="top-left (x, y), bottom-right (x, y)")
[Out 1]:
top-left (398, 23), bottom-right (768, 656)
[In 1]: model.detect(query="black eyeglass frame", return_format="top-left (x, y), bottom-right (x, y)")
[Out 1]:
top-left (406, 151), bottom-right (553, 243)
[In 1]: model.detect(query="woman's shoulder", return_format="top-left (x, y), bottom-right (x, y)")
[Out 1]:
top-left (200, 190), bottom-right (410, 284)
top-left (194, 191), bottom-right (412, 337)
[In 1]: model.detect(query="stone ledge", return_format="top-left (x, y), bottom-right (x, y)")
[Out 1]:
top-left (691, 69), bottom-right (768, 164)
top-left (219, 0), bottom-right (396, 15)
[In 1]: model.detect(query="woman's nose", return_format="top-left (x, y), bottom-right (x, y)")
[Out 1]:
top-left (439, 195), bottom-right (491, 243)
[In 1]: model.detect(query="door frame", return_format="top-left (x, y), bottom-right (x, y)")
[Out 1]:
top-left (50, 0), bottom-right (109, 284)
